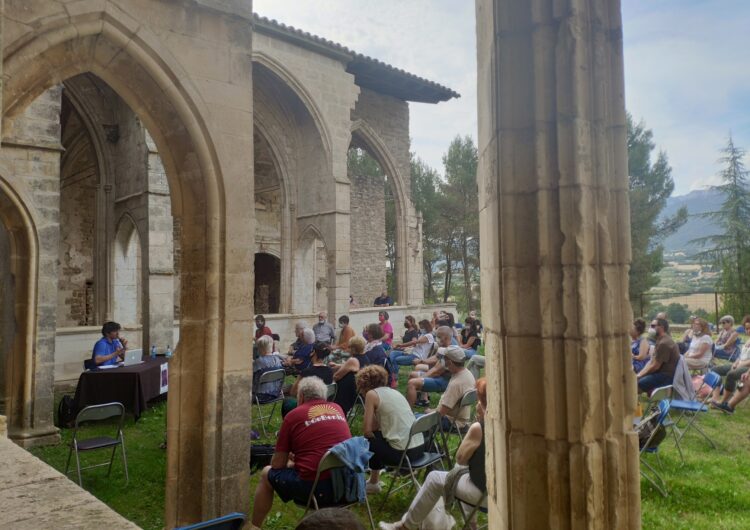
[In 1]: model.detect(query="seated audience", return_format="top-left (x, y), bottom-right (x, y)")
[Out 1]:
top-left (378, 378), bottom-right (488, 530)
top-left (637, 318), bottom-right (680, 394)
top-left (458, 318), bottom-right (481, 358)
top-left (465, 354), bottom-right (485, 380)
top-left (313, 311), bottom-right (337, 344)
top-left (334, 315), bottom-right (355, 352)
top-left (254, 314), bottom-right (273, 341)
top-left (364, 323), bottom-right (388, 366)
top-left (469, 310), bottom-right (483, 333)
top-left (251, 376), bottom-right (351, 528)
top-left (330, 336), bottom-right (371, 415)
top-left (283, 342), bottom-right (334, 416)
top-left (374, 290), bottom-right (393, 307)
top-left (399, 316), bottom-right (420, 346)
top-left (630, 318), bottom-right (651, 373)
top-left (407, 326), bottom-right (453, 407)
top-left (253, 335), bottom-right (283, 401)
top-left (684, 317), bottom-right (713, 371)
top-left (285, 328), bottom-right (315, 372)
top-left (379, 311), bottom-right (394, 349)
top-left (711, 318), bottom-right (750, 412)
top-left (357, 365), bottom-right (425, 494)
top-left (93, 321), bottom-right (127, 366)
top-left (390, 320), bottom-right (435, 368)
top-left (288, 321), bottom-right (309, 355)
top-left (714, 314), bottom-right (740, 361)
top-left (423, 346), bottom-right (476, 432)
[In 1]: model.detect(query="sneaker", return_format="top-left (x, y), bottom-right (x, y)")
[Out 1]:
top-left (710, 400), bottom-right (722, 410)
top-left (366, 481), bottom-right (383, 494)
top-left (415, 399), bottom-right (430, 407)
top-left (717, 402), bottom-right (735, 414)
top-left (250, 430), bottom-right (261, 440)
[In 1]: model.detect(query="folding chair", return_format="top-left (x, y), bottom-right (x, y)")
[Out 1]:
top-left (669, 371), bottom-right (721, 449)
top-left (64, 402), bottom-right (128, 487)
top-left (326, 382), bottom-right (338, 402)
top-left (440, 389), bottom-right (477, 467)
top-left (347, 394), bottom-right (365, 427)
top-left (173, 512), bottom-right (245, 530)
top-left (252, 369), bottom-right (285, 437)
top-left (455, 491), bottom-right (488, 530)
top-left (638, 399), bottom-right (671, 497)
top-left (296, 450), bottom-right (375, 530)
top-left (643, 385), bottom-right (683, 464)
top-left (380, 411), bottom-right (446, 508)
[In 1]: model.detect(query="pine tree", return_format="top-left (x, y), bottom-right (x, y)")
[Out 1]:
top-left (628, 115), bottom-right (687, 302)
top-left (692, 135), bottom-right (750, 316)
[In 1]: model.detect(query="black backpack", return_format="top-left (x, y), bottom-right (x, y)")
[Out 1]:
top-left (637, 406), bottom-right (667, 450)
top-left (56, 395), bottom-right (78, 428)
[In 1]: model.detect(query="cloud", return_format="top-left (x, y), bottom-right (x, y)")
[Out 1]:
top-left (253, 0), bottom-right (476, 176)
top-left (254, 1), bottom-right (750, 195)
top-left (622, 0), bottom-right (750, 193)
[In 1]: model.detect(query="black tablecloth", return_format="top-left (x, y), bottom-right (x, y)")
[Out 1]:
top-left (74, 357), bottom-right (169, 419)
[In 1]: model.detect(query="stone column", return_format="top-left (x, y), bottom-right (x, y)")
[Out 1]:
top-left (476, 0), bottom-right (640, 528)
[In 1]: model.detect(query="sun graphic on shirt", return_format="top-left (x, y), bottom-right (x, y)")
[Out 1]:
top-left (307, 404), bottom-right (340, 420)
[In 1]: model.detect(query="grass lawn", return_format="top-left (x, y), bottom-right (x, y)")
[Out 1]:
top-left (30, 366), bottom-right (750, 530)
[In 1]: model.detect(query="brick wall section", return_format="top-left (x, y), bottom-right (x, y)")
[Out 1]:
top-left (349, 171), bottom-right (386, 307)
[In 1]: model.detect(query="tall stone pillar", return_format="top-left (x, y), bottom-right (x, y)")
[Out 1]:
top-left (476, 1), bottom-right (640, 528)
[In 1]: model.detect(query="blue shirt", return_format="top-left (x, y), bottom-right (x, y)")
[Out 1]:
top-left (294, 343), bottom-right (314, 371)
top-left (93, 337), bottom-right (123, 366)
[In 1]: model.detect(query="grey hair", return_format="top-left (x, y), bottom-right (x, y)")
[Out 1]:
top-left (436, 326), bottom-right (453, 340)
top-left (303, 328), bottom-right (315, 344)
top-left (256, 335), bottom-right (273, 355)
top-left (297, 376), bottom-right (327, 401)
top-left (721, 314), bottom-right (735, 325)
top-left (295, 320), bottom-right (309, 330)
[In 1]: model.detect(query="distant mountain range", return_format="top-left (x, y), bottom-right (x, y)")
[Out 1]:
top-left (659, 188), bottom-right (723, 253)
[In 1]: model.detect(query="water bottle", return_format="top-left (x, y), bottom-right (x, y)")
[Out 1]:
top-left (165, 344), bottom-right (172, 358)
top-left (150, 344), bottom-right (157, 359)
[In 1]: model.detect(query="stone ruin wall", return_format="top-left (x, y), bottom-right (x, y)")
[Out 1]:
top-left (349, 170), bottom-right (386, 307)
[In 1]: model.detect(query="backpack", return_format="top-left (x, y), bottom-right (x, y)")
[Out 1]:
top-left (636, 406), bottom-right (666, 450)
top-left (249, 443), bottom-right (275, 472)
top-left (56, 395), bottom-right (78, 428)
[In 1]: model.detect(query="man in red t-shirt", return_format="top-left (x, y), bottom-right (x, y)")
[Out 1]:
top-left (251, 376), bottom-right (351, 528)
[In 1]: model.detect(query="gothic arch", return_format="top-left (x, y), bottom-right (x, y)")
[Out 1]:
top-left (2, 6), bottom-right (252, 525)
top-left (252, 51), bottom-right (333, 162)
top-left (112, 214), bottom-right (142, 326)
top-left (0, 176), bottom-right (39, 441)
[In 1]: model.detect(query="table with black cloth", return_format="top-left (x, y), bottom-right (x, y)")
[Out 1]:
top-left (73, 356), bottom-right (169, 420)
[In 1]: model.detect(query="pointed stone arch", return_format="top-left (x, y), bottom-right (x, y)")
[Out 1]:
top-left (2, 4), bottom-right (255, 525)
top-left (112, 214), bottom-right (142, 326)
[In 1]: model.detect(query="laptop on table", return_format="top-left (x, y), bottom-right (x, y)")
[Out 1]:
top-left (122, 349), bottom-right (144, 366)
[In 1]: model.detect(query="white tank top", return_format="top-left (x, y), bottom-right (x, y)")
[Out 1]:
top-left (374, 387), bottom-right (424, 451)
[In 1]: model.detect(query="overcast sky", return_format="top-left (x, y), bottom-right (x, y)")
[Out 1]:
top-left (254, 0), bottom-right (750, 196)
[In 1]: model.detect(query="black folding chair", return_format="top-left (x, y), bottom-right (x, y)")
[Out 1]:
top-left (380, 411), bottom-right (445, 508)
top-left (253, 368), bottom-right (286, 437)
top-left (295, 450), bottom-right (375, 530)
top-left (64, 402), bottom-right (128, 486)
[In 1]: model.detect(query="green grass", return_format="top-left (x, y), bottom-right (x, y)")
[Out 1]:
top-left (30, 368), bottom-right (750, 529)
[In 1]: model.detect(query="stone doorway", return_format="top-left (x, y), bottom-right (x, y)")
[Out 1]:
top-left (254, 253), bottom-right (281, 314)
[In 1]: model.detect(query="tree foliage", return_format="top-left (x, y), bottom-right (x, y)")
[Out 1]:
top-left (628, 114), bottom-right (687, 300)
top-left (692, 136), bottom-right (750, 317)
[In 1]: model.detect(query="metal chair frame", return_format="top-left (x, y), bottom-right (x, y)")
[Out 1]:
top-left (440, 389), bottom-right (478, 467)
top-left (670, 371), bottom-right (721, 449)
top-left (326, 382), bottom-right (338, 402)
top-left (455, 491), bottom-right (488, 530)
top-left (252, 369), bottom-right (286, 437)
top-left (347, 394), bottom-right (365, 427)
top-left (644, 385), bottom-right (683, 464)
top-left (173, 512), bottom-right (245, 529)
top-left (638, 399), bottom-right (671, 497)
top-left (380, 411), bottom-right (446, 508)
top-left (64, 402), bottom-right (128, 486)
top-left (297, 450), bottom-right (375, 530)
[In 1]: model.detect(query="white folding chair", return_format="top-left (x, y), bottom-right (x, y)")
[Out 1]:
top-left (669, 371), bottom-right (721, 449)
top-left (326, 382), bottom-right (338, 402)
top-left (65, 402), bottom-right (128, 486)
top-left (440, 389), bottom-right (477, 467)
